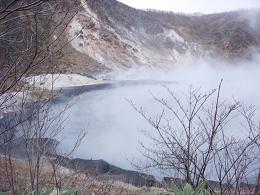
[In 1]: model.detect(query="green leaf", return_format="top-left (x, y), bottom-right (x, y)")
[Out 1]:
top-left (183, 184), bottom-right (193, 195)
top-left (61, 190), bottom-right (71, 195)
top-left (61, 187), bottom-right (80, 195)
top-left (171, 182), bottom-right (181, 194)
top-left (193, 181), bottom-right (207, 195)
top-left (39, 187), bottom-right (53, 195)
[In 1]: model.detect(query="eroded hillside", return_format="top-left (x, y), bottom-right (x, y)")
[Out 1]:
top-left (1, 0), bottom-right (260, 76)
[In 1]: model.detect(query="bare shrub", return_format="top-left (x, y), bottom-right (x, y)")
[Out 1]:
top-left (130, 81), bottom-right (260, 194)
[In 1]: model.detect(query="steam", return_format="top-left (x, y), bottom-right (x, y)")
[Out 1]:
top-left (55, 53), bottom-right (260, 172)
top-left (240, 9), bottom-right (260, 30)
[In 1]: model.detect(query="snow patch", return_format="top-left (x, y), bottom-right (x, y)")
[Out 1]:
top-left (25, 74), bottom-right (104, 90)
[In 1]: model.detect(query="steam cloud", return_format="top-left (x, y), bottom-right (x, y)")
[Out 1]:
top-left (56, 53), bottom-right (260, 172)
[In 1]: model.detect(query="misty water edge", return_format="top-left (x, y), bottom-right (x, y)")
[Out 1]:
top-left (54, 57), bottom-right (260, 176)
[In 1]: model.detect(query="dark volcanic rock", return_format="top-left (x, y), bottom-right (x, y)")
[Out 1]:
top-left (54, 155), bottom-right (159, 187)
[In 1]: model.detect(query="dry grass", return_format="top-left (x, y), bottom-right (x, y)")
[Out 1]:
top-left (0, 155), bottom-right (165, 194)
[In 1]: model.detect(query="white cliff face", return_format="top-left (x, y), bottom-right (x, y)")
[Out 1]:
top-left (68, 0), bottom-right (202, 71)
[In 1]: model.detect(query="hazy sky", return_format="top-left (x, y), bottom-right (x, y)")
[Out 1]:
top-left (118, 0), bottom-right (260, 14)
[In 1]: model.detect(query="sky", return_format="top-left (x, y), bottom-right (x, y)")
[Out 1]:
top-left (118, 0), bottom-right (260, 14)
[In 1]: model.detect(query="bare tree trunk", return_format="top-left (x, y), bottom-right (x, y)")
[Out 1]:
top-left (254, 168), bottom-right (260, 195)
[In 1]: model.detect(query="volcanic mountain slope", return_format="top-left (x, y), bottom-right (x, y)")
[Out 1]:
top-left (148, 9), bottom-right (260, 58)
top-left (67, 0), bottom-right (260, 72)
top-left (1, 0), bottom-right (260, 76)
top-left (68, 0), bottom-right (199, 71)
